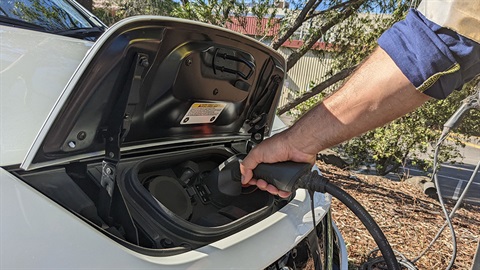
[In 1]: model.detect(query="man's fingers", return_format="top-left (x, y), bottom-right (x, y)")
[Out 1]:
top-left (245, 178), bottom-right (291, 198)
top-left (240, 163), bottom-right (254, 185)
top-left (278, 190), bottom-right (291, 198)
top-left (265, 184), bottom-right (280, 195)
top-left (256, 179), bottom-right (268, 190)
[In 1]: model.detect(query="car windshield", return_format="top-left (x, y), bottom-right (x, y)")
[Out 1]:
top-left (0, 0), bottom-right (103, 39)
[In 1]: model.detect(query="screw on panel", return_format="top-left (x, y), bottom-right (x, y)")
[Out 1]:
top-left (291, 248), bottom-right (297, 258)
top-left (108, 152), bottom-right (115, 158)
top-left (161, 238), bottom-right (174, 248)
top-left (68, 141), bottom-right (76, 149)
top-left (139, 56), bottom-right (149, 67)
top-left (213, 88), bottom-right (219, 95)
top-left (77, 131), bottom-right (87, 141)
top-left (254, 133), bottom-right (262, 141)
top-left (105, 167), bottom-right (113, 175)
top-left (185, 58), bottom-right (192, 66)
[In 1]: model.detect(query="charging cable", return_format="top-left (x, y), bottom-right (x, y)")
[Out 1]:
top-left (412, 86), bottom-right (480, 269)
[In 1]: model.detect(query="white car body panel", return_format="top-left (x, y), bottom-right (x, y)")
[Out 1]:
top-left (0, 26), bottom-right (92, 166)
top-left (332, 221), bottom-right (349, 270)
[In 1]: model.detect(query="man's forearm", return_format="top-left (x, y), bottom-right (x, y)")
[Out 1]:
top-left (285, 47), bottom-right (431, 154)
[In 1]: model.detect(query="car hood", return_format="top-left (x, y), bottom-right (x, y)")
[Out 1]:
top-left (0, 25), bottom-right (92, 166)
top-left (21, 16), bottom-right (286, 170)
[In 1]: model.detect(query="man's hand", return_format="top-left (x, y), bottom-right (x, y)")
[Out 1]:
top-left (240, 130), bottom-right (316, 198)
top-left (239, 48), bottom-right (430, 198)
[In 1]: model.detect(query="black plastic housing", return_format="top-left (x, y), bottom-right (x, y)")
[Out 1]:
top-left (253, 162), bottom-right (312, 192)
top-left (118, 149), bottom-right (276, 249)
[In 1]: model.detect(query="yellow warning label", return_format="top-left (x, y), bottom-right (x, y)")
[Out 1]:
top-left (181, 103), bottom-right (226, 125)
top-left (192, 104), bottom-right (224, 108)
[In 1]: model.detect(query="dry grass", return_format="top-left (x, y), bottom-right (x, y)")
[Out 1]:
top-left (313, 161), bottom-right (479, 269)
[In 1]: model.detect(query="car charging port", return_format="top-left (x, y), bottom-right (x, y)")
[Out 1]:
top-left (194, 182), bottom-right (212, 204)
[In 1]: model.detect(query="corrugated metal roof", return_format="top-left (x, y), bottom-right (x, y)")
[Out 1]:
top-left (226, 16), bottom-right (280, 37)
top-left (282, 40), bottom-right (334, 51)
top-left (225, 17), bottom-right (332, 51)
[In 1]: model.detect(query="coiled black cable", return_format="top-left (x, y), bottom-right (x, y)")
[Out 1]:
top-left (362, 248), bottom-right (417, 270)
top-left (296, 172), bottom-right (401, 270)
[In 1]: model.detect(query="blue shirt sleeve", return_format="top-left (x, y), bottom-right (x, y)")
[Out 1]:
top-left (378, 9), bottom-right (480, 99)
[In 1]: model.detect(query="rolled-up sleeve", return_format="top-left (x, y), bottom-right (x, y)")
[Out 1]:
top-left (378, 9), bottom-right (480, 99)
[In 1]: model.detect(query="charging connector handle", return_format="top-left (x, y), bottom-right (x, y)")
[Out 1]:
top-left (252, 161), bottom-right (312, 192)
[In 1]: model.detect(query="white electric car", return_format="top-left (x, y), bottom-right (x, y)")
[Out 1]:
top-left (0, 1), bottom-right (347, 269)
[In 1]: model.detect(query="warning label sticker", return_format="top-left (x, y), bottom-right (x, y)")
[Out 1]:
top-left (181, 103), bottom-right (226, 125)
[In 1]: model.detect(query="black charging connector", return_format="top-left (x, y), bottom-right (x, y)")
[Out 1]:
top-left (252, 161), bottom-right (312, 192)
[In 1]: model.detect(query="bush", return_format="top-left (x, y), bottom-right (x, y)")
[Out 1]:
top-left (338, 80), bottom-right (480, 176)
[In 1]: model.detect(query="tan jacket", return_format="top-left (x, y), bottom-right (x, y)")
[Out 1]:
top-left (418, 0), bottom-right (480, 43)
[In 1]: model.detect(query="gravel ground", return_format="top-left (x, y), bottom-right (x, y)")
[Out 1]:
top-left (311, 161), bottom-right (479, 270)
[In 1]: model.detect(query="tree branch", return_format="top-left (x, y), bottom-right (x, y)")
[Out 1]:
top-left (277, 65), bottom-right (357, 115)
top-left (307, 0), bottom-right (323, 17)
top-left (271, 0), bottom-right (319, 50)
top-left (286, 0), bottom-right (366, 70)
top-left (305, 0), bottom-right (362, 20)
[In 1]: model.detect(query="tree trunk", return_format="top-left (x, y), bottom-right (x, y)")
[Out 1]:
top-left (76, 0), bottom-right (93, 11)
top-left (277, 65), bottom-right (357, 115)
